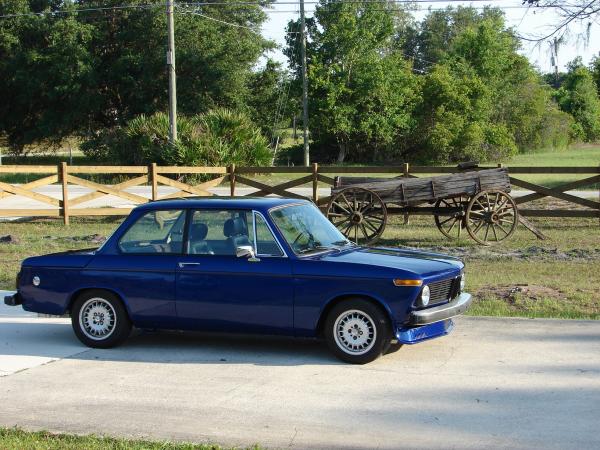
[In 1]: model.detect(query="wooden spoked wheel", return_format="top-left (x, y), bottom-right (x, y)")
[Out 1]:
top-left (465, 190), bottom-right (518, 245)
top-left (326, 187), bottom-right (387, 245)
top-left (434, 196), bottom-right (468, 240)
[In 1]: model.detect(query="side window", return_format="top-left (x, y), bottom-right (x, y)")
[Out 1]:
top-left (254, 213), bottom-right (284, 256)
top-left (188, 209), bottom-right (254, 256)
top-left (119, 210), bottom-right (186, 254)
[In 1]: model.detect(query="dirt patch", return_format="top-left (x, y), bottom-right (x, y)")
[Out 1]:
top-left (475, 284), bottom-right (567, 309)
top-left (43, 234), bottom-right (107, 244)
top-left (0, 234), bottom-right (20, 244)
top-left (409, 245), bottom-right (600, 261)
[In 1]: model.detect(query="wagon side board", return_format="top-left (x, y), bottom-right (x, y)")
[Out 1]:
top-left (332, 168), bottom-right (511, 206)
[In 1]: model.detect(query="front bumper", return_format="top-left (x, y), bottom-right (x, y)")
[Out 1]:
top-left (408, 292), bottom-right (472, 326)
top-left (396, 319), bottom-right (454, 344)
top-left (4, 293), bottom-right (22, 306)
top-left (394, 292), bottom-right (472, 345)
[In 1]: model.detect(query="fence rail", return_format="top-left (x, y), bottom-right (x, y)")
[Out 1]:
top-left (0, 163), bottom-right (598, 224)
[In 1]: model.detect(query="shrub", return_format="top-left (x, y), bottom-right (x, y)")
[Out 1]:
top-left (81, 109), bottom-right (272, 168)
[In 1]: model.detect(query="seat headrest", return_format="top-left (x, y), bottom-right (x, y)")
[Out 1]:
top-left (223, 217), bottom-right (247, 237)
top-left (190, 222), bottom-right (208, 241)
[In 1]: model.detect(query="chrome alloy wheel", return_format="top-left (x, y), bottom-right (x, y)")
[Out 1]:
top-left (333, 309), bottom-right (377, 355)
top-left (79, 297), bottom-right (117, 341)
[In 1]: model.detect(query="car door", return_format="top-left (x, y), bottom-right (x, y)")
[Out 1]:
top-left (175, 208), bottom-right (294, 335)
top-left (85, 209), bottom-right (185, 329)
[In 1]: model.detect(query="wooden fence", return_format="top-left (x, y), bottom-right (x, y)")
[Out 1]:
top-left (0, 163), bottom-right (598, 224)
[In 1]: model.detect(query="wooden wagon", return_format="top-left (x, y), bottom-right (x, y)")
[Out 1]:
top-left (326, 167), bottom-right (520, 246)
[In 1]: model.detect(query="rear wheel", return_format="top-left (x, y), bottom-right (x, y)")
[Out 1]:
top-left (71, 289), bottom-right (131, 348)
top-left (324, 299), bottom-right (391, 364)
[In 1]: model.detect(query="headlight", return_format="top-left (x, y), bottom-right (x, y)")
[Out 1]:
top-left (420, 285), bottom-right (430, 307)
top-left (460, 273), bottom-right (466, 291)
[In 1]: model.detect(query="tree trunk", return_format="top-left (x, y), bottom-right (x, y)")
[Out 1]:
top-left (337, 142), bottom-right (347, 163)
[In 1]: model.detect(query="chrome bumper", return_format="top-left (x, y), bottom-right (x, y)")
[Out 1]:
top-left (408, 292), bottom-right (472, 325)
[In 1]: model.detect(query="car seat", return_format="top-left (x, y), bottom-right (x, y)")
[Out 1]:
top-left (223, 217), bottom-right (251, 255)
top-left (189, 222), bottom-right (214, 255)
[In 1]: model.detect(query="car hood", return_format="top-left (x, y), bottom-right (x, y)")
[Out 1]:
top-left (311, 246), bottom-right (463, 279)
top-left (22, 248), bottom-right (98, 268)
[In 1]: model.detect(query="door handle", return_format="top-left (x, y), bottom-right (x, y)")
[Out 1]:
top-left (178, 262), bottom-right (201, 268)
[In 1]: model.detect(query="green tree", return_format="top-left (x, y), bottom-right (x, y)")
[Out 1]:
top-left (246, 59), bottom-right (291, 138)
top-left (0, 0), bottom-right (273, 151)
top-left (0, 0), bottom-right (95, 152)
top-left (286, 1), bottom-right (420, 163)
top-left (555, 58), bottom-right (600, 141)
top-left (414, 8), bottom-right (572, 161)
top-left (590, 54), bottom-right (600, 96)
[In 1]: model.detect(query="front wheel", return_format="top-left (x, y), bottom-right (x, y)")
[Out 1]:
top-left (71, 289), bottom-right (132, 348)
top-left (324, 299), bottom-right (391, 364)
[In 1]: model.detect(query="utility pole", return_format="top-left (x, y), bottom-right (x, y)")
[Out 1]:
top-left (166, 0), bottom-right (178, 143)
top-left (300, 0), bottom-right (310, 166)
top-left (553, 37), bottom-right (559, 87)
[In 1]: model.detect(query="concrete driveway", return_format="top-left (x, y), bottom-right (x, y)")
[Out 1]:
top-left (1, 296), bottom-right (599, 449)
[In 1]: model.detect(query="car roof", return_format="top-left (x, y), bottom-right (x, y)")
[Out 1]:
top-left (135, 197), bottom-right (311, 212)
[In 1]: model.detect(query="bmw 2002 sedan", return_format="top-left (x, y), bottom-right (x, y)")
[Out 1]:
top-left (5, 198), bottom-right (471, 364)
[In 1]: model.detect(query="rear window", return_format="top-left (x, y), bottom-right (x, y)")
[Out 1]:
top-left (119, 210), bottom-right (186, 254)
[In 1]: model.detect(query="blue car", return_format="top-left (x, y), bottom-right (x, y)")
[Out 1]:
top-left (4, 198), bottom-right (471, 364)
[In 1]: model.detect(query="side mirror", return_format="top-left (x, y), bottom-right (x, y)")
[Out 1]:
top-left (236, 245), bottom-right (256, 259)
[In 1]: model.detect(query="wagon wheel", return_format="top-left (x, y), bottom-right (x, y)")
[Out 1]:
top-left (326, 187), bottom-right (387, 245)
top-left (434, 196), bottom-right (468, 240)
top-left (465, 190), bottom-right (518, 245)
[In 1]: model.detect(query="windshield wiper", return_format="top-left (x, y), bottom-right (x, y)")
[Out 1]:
top-left (298, 245), bottom-right (343, 255)
top-left (332, 239), bottom-right (354, 247)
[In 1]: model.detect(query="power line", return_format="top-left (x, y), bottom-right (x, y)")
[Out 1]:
top-left (0, 1), bottom-right (575, 19)
top-left (0, 4), bottom-right (161, 19)
top-left (178, 9), bottom-right (264, 34)
top-left (181, 0), bottom-right (553, 6)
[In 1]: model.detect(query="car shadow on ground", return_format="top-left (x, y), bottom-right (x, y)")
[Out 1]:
top-left (0, 319), bottom-right (346, 366)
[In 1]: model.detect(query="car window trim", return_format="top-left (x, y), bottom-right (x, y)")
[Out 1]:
top-left (117, 208), bottom-right (188, 256)
top-left (252, 210), bottom-right (287, 258)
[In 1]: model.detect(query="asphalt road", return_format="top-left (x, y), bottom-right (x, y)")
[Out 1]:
top-left (1, 294), bottom-right (599, 449)
top-left (0, 185), bottom-right (597, 212)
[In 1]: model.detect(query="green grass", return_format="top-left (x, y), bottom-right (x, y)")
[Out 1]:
top-left (508, 144), bottom-right (600, 166)
top-left (379, 212), bottom-right (600, 319)
top-left (1, 209), bottom-right (598, 319)
top-left (0, 427), bottom-right (260, 449)
top-left (503, 144), bottom-right (600, 189)
top-left (256, 143), bottom-right (600, 188)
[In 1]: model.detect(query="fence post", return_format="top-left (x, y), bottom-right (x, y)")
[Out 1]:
top-left (312, 162), bottom-right (319, 203)
top-left (229, 164), bottom-right (236, 197)
top-left (403, 163), bottom-right (410, 225)
top-left (59, 162), bottom-right (69, 225)
top-left (150, 163), bottom-right (158, 201)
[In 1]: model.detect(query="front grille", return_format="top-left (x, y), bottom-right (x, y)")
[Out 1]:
top-left (428, 277), bottom-right (461, 305)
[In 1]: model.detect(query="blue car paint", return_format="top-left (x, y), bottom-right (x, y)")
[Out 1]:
top-left (396, 319), bottom-right (454, 344)
top-left (16, 197), bottom-right (466, 343)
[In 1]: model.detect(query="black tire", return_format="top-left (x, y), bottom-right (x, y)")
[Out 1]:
top-left (383, 341), bottom-right (403, 355)
top-left (324, 298), bottom-right (391, 364)
top-left (71, 289), bottom-right (132, 348)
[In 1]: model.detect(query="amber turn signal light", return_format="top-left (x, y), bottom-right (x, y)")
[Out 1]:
top-left (393, 279), bottom-right (423, 287)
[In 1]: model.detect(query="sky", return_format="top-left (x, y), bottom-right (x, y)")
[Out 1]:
top-left (259, 0), bottom-right (600, 73)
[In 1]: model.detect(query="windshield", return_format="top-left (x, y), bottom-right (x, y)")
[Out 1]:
top-left (270, 203), bottom-right (353, 255)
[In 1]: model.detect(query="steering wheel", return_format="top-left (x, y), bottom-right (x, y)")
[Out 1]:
top-left (292, 230), bottom-right (314, 252)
